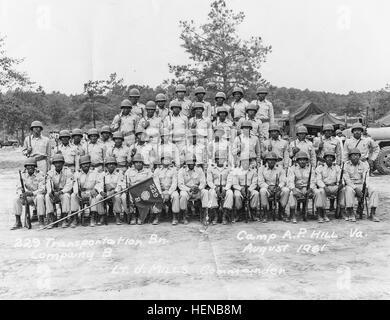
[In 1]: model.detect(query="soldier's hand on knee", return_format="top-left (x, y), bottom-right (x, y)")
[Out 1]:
top-left (90, 189), bottom-right (98, 197)
top-left (240, 188), bottom-right (246, 198)
top-left (100, 191), bottom-right (107, 198)
top-left (354, 188), bottom-right (363, 198)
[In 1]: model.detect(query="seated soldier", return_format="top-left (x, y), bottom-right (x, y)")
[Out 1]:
top-left (315, 150), bottom-right (345, 223)
top-left (287, 151), bottom-right (316, 223)
top-left (12, 158), bottom-right (46, 229)
top-left (258, 152), bottom-right (290, 222)
top-left (344, 148), bottom-right (379, 222)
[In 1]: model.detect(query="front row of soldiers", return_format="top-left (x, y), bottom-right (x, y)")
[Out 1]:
top-left (12, 141), bottom-right (380, 230)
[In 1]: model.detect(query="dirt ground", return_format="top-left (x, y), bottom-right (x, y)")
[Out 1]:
top-left (0, 148), bottom-right (389, 300)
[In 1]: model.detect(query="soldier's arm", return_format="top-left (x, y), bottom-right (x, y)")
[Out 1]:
top-left (315, 166), bottom-right (325, 188)
top-left (35, 173), bottom-right (46, 196)
top-left (115, 173), bottom-right (124, 193)
top-left (110, 114), bottom-right (120, 131)
top-left (343, 165), bottom-right (355, 189)
top-left (335, 140), bottom-right (342, 166)
top-left (206, 167), bottom-right (215, 189)
top-left (177, 169), bottom-right (190, 192)
top-left (95, 172), bottom-right (104, 194)
top-left (309, 168), bottom-right (316, 190)
top-left (198, 168), bottom-right (206, 190)
top-left (22, 137), bottom-right (29, 156)
top-left (248, 171), bottom-right (257, 192)
top-left (255, 138), bottom-right (261, 163)
top-left (62, 170), bottom-right (74, 194)
top-left (369, 138), bottom-right (380, 161)
top-left (169, 169), bottom-right (178, 195)
top-left (342, 140), bottom-right (349, 163)
top-left (225, 172), bottom-right (233, 190)
top-left (278, 168), bottom-right (287, 188)
top-left (153, 170), bottom-right (163, 194)
top-left (269, 102), bottom-right (274, 123)
top-left (283, 141), bottom-right (290, 169)
top-left (258, 168), bottom-right (268, 189)
top-left (287, 168), bottom-right (295, 190)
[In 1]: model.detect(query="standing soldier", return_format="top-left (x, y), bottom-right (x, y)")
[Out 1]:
top-left (155, 93), bottom-right (170, 121)
top-left (99, 125), bottom-right (114, 151)
top-left (45, 154), bottom-right (74, 228)
top-left (22, 121), bottom-right (51, 175)
top-left (129, 132), bottom-right (155, 168)
top-left (192, 86), bottom-right (212, 119)
top-left (12, 158), bottom-right (46, 229)
top-left (213, 92), bottom-right (232, 122)
top-left (236, 103), bottom-right (263, 140)
top-left (313, 124), bottom-right (342, 165)
top-left (186, 129), bottom-right (208, 168)
top-left (289, 126), bottom-right (316, 167)
top-left (169, 84), bottom-right (192, 118)
top-left (344, 148), bottom-right (379, 222)
top-left (207, 153), bottom-right (231, 225)
top-left (106, 132), bottom-right (131, 173)
top-left (230, 87), bottom-right (249, 123)
top-left (55, 130), bottom-right (77, 173)
top-left (232, 120), bottom-right (261, 167)
top-left (207, 126), bottom-right (234, 168)
top-left (71, 128), bottom-right (86, 172)
top-left (189, 102), bottom-right (213, 152)
top-left (212, 106), bottom-right (234, 143)
top-left (157, 128), bottom-right (181, 168)
top-left (110, 99), bottom-right (140, 147)
top-left (177, 156), bottom-right (208, 224)
top-left (229, 155), bottom-right (260, 222)
top-left (315, 151), bottom-right (345, 222)
top-left (261, 123), bottom-right (289, 169)
top-left (252, 86), bottom-right (274, 139)
top-left (153, 154), bottom-right (180, 225)
top-left (258, 152), bottom-right (290, 222)
top-left (122, 153), bottom-right (153, 225)
top-left (97, 156), bottom-right (124, 225)
top-left (71, 155), bottom-right (103, 227)
top-left (343, 122), bottom-right (379, 176)
top-left (287, 151), bottom-right (316, 224)
top-left (128, 88), bottom-right (145, 118)
top-left (84, 128), bottom-right (106, 172)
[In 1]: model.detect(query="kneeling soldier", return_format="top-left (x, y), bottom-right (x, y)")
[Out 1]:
top-left (315, 151), bottom-right (345, 222)
top-left (71, 155), bottom-right (103, 227)
top-left (12, 158), bottom-right (46, 229)
top-left (344, 148), bottom-right (379, 222)
top-left (258, 152), bottom-right (290, 222)
top-left (287, 151), bottom-right (316, 223)
top-left (153, 154), bottom-right (180, 225)
top-left (46, 154), bottom-right (74, 228)
top-left (207, 152), bottom-right (231, 225)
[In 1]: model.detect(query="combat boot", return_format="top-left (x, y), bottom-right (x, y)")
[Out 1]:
top-left (130, 214), bottom-right (137, 225)
top-left (232, 208), bottom-right (238, 223)
top-left (172, 213), bottom-right (178, 225)
top-left (46, 213), bottom-right (55, 229)
top-left (278, 206), bottom-right (284, 221)
top-left (254, 208), bottom-right (261, 222)
top-left (182, 210), bottom-right (189, 225)
top-left (323, 209), bottom-right (330, 222)
top-left (90, 212), bottom-right (96, 227)
top-left (11, 215), bottom-right (22, 230)
top-left (317, 208), bottom-right (324, 223)
top-left (370, 207), bottom-right (379, 222)
top-left (222, 210), bottom-right (228, 225)
top-left (290, 209), bottom-right (297, 224)
top-left (329, 199), bottom-right (335, 211)
top-left (261, 207), bottom-right (268, 223)
top-left (342, 207), bottom-right (349, 221)
top-left (70, 214), bottom-right (78, 228)
top-left (348, 208), bottom-right (356, 222)
top-left (61, 213), bottom-right (68, 228)
top-left (152, 212), bottom-right (159, 225)
top-left (212, 209), bottom-right (218, 225)
top-left (115, 213), bottom-right (122, 225)
top-left (38, 215), bottom-right (45, 227)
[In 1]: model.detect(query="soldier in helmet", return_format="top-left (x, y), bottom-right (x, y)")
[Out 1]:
top-left (55, 130), bottom-right (77, 173)
top-left (22, 120), bottom-right (51, 175)
top-left (12, 158), bottom-right (46, 229)
top-left (129, 130), bottom-right (155, 168)
top-left (191, 86), bottom-right (212, 119)
top-left (128, 88), bottom-right (146, 118)
top-left (343, 122), bottom-right (379, 176)
top-left (186, 129), bottom-right (209, 169)
top-left (258, 152), bottom-right (290, 222)
top-left (289, 125), bottom-right (316, 167)
top-left (237, 103), bottom-right (263, 140)
top-left (163, 100), bottom-right (189, 156)
top-left (314, 150), bottom-right (345, 222)
top-left (123, 153), bottom-right (153, 225)
top-left (178, 155), bottom-right (208, 224)
top-left (153, 154), bottom-right (180, 225)
top-left (106, 131), bottom-right (131, 173)
top-left (287, 151), bottom-right (316, 223)
top-left (71, 155), bottom-right (104, 227)
top-left (138, 101), bottom-right (163, 157)
top-left (213, 92), bottom-right (232, 121)
top-left (207, 126), bottom-right (234, 168)
top-left (46, 154), bottom-right (74, 228)
top-left (261, 123), bottom-right (289, 169)
top-left (83, 128), bottom-right (106, 172)
top-left (97, 156), bottom-right (124, 225)
top-left (169, 84), bottom-right (192, 118)
top-left (251, 86), bottom-right (274, 139)
top-left (232, 120), bottom-right (261, 167)
top-left (157, 128), bottom-right (181, 168)
top-left (230, 87), bottom-right (249, 123)
top-left (99, 125), bottom-right (114, 150)
top-left (212, 105), bottom-right (234, 143)
top-left (110, 99), bottom-right (140, 147)
top-left (313, 124), bottom-right (342, 166)
top-left (343, 148), bottom-right (379, 222)
top-left (188, 102), bottom-right (213, 151)
top-left (70, 128), bottom-right (86, 172)
top-left (207, 152), bottom-right (231, 224)
top-left (155, 93), bottom-right (170, 121)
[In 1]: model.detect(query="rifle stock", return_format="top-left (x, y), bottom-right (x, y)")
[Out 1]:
top-left (303, 164), bottom-right (312, 221)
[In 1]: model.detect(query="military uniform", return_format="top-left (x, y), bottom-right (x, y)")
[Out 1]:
top-left (207, 140), bottom-right (234, 168)
top-left (231, 98), bottom-right (249, 121)
top-left (22, 131), bottom-right (51, 175)
top-left (188, 115), bottom-right (213, 147)
top-left (156, 139), bottom-right (181, 168)
top-left (236, 116), bottom-right (263, 140)
top-left (129, 141), bottom-right (155, 167)
top-left (56, 143), bottom-right (77, 172)
top-left (169, 98), bottom-right (192, 118)
top-left (106, 144), bottom-right (131, 173)
top-left (313, 136), bottom-right (342, 165)
top-left (262, 137), bottom-right (289, 169)
top-left (343, 136), bottom-right (379, 163)
top-left (289, 139), bottom-right (317, 167)
top-left (83, 141), bottom-right (106, 172)
top-left (99, 138), bottom-right (114, 151)
top-left (212, 118), bottom-right (234, 142)
top-left (163, 114), bottom-right (188, 152)
top-left (138, 115), bottom-right (163, 147)
top-left (252, 99), bottom-right (274, 139)
top-left (207, 163), bottom-right (231, 209)
top-left (232, 132), bottom-right (261, 166)
top-left (110, 101), bottom-right (140, 147)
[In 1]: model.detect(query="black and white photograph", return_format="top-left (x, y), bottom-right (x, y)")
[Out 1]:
top-left (0, 0), bottom-right (389, 305)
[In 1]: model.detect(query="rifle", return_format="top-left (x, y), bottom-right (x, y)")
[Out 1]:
top-left (125, 175), bottom-right (131, 224)
top-left (302, 164), bottom-right (312, 221)
top-left (334, 163), bottom-right (345, 219)
top-left (273, 173), bottom-right (279, 221)
top-left (77, 177), bottom-right (86, 226)
top-left (50, 178), bottom-right (62, 221)
top-left (102, 160), bottom-right (108, 225)
top-left (357, 171), bottom-right (368, 219)
top-left (19, 170), bottom-right (31, 229)
top-left (218, 173), bottom-right (223, 220)
top-left (243, 172), bottom-right (251, 223)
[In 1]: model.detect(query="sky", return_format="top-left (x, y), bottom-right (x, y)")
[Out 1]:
top-left (1, 0), bottom-right (389, 95)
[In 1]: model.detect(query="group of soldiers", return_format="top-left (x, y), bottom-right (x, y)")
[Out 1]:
top-left (11, 85), bottom-right (381, 230)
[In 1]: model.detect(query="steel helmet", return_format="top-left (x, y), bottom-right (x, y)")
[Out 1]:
top-left (105, 156), bottom-right (117, 165)
top-left (120, 99), bottom-right (132, 108)
top-left (241, 120), bottom-right (253, 129)
top-left (295, 151), bottom-right (309, 160)
top-left (323, 124), bottom-right (334, 132)
top-left (59, 130), bottom-right (71, 138)
top-left (145, 101), bottom-right (156, 110)
top-left (265, 152), bottom-right (278, 160)
top-left (155, 93), bottom-right (167, 102)
top-left (349, 148), bottom-right (361, 156)
top-left (194, 86), bottom-right (206, 95)
top-left (351, 122), bottom-right (364, 132)
top-left (87, 128), bottom-right (99, 137)
top-left (30, 121), bottom-right (43, 130)
top-left (128, 88), bottom-right (140, 97)
top-left (215, 92), bottom-right (226, 100)
top-left (296, 126), bottom-right (308, 134)
top-left (192, 102), bottom-right (204, 111)
top-left (100, 125), bottom-right (111, 134)
top-left (71, 128), bottom-right (83, 137)
top-left (79, 155), bottom-right (91, 165)
top-left (132, 153), bottom-right (144, 163)
top-left (216, 106), bottom-right (228, 115)
top-left (268, 123), bottom-right (281, 132)
top-left (323, 151), bottom-right (336, 158)
top-left (245, 103), bottom-right (258, 112)
top-left (52, 154), bottom-right (65, 163)
top-left (232, 87), bottom-right (244, 95)
top-left (170, 100), bottom-right (182, 110)
top-left (112, 131), bottom-right (124, 140)
top-left (24, 158), bottom-right (37, 167)
top-left (175, 84), bottom-right (186, 93)
top-left (256, 86), bottom-right (268, 94)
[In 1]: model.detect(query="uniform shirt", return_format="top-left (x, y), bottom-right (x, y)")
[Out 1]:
top-left (22, 134), bottom-right (51, 159)
top-left (343, 160), bottom-right (370, 189)
top-left (169, 98), bottom-right (192, 118)
top-left (155, 107), bottom-right (170, 121)
top-left (258, 166), bottom-right (287, 189)
top-left (163, 114), bottom-right (188, 142)
top-left (315, 164), bottom-right (342, 188)
top-left (157, 142), bottom-right (181, 167)
top-left (110, 113), bottom-right (140, 136)
top-left (178, 166), bottom-right (206, 192)
top-left (47, 167), bottom-right (74, 194)
top-left (99, 138), bottom-right (115, 151)
top-left (96, 170), bottom-right (123, 193)
top-left (343, 136), bottom-right (379, 163)
top-left (207, 140), bottom-right (234, 167)
top-left (186, 142), bottom-right (208, 165)
top-left (313, 136), bottom-right (342, 165)
top-left (73, 169), bottom-right (102, 193)
top-left (129, 142), bottom-right (155, 166)
top-left (231, 98), bottom-right (249, 120)
top-left (191, 100), bottom-right (213, 119)
top-left (287, 165), bottom-right (316, 190)
top-left (17, 170), bottom-right (45, 196)
top-left (289, 139), bottom-right (317, 167)
top-left (70, 142), bottom-right (86, 171)
top-left (106, 145), bottom-right (131, 166)
top-left (212, 118), bottom-right (234, 141)
top-left (251, 99), bottom-right (274, 123)
top-left (83, 142), bottom-right (106, 166)
top-left (228, 167), bottom-right (258, 192)
top-left (188, 117), bottom-right (213, 140)
top-left (55, 143), bottom-right (76, 165)
top-left (237, 117), bottom-right (263, 139)
top-left (262, 137), bottom-right (289, 169)
top-left (212, 103), bottom-right (233, 121)
top-left (138, 115), bottom-right (163, 144)
top-left (153, 166), bottom-right (178, 194)
top-left (124, 167), bottom-right (153, 185)
top-left (232, 134), bottom-right (261, 162)
top-left (206, 164), bottom-right (231, 190)
top-left (130, 102), bottom-right (146, 118)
